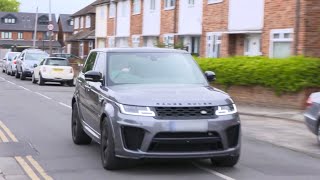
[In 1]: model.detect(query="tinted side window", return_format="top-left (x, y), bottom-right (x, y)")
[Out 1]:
top-left (93, 53), bottom-right (106, 76)
top-left (82, 52), bottom-right (97, 73)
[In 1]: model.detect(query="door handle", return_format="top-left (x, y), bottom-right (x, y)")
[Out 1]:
top-left (98, 95), bottom-right (104, 102)
top-left (84, 85), bottom-right (91, 91)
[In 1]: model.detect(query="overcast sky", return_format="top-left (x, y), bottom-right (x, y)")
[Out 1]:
top-left (18, 0), bottom-right (96, 15)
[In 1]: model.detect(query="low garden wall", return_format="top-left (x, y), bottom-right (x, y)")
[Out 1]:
top-left (195, 56), bottom-right (320, 109)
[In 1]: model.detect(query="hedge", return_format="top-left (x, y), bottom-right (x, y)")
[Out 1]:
top-left (195, 56), bottom-right (320, 94)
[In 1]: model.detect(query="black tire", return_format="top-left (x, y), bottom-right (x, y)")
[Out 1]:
top-left (15, 69), bottom-right (20, 78)
top-left (67, 80), bottom-right (74, 87)
top-left (211, 155), bottom-right (240, 167)
top-left (38, 74), bottom-right (45, 86)
top-left (2, 69), bottom-right (5, 73)
top-left (71, 102), bottom-right (92, 145)
top-left (101, 118), bottom-right (126, 170)
top-left (20, 71), bottom-right (26, 80)
top-left (6, 69), bottom-right (10, 75)
top-left (11, 71), bottom-right (15, 76)
top-left (31, 73), bottom-right (37, 84)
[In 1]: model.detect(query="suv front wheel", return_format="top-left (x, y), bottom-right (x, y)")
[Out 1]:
top-left (101, 117), bottom-right (127, 170)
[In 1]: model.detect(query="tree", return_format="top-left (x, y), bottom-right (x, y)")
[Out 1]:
top-left (0, 0), bottom-right (20, 12)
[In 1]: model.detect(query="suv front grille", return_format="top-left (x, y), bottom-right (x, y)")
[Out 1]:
top-left (148, 132), bottom-right (223, 152)
top-left (154, 106), bottom-right (216, 119)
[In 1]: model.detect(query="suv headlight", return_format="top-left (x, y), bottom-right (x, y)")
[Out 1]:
top-left (118, 104), bottom-right (156, 117)
top-left (215, 104), bottom-right (237, 116)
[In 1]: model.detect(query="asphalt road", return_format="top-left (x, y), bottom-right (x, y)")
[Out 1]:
top-left (1, 72), bottom-right (320, 180)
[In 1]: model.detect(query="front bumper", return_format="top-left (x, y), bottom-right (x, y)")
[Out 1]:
top-left (110, 112), bottom-right (241, 159)
top-left (42, 73), bottom-right (74, 82)
top-left (22, 70), bottom-right (32, 77)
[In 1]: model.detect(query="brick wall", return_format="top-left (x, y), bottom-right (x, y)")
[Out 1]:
top-left (228, 34), bottom-right (245, 56)
top-left (200, 0), bottom-right (229, 57)
top-left (262, 0), bottom-right (296, 56)
top-left (130, 0), bottom-right (143, 47)
top-left (160, 0), bottom-right (179, 35)
top-left (107, 13), bottom-right (115, 36)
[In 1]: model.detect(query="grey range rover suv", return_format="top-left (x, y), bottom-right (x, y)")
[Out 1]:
top-left (72, 48), bottom-right (241, 170)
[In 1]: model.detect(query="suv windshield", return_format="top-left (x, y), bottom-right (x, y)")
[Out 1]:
top-left (107, 53), bottom-right (207, 86)
top-left (45, 58), bottom-right (69, 66)
top-left (25, 52), bottom-right (49, 61)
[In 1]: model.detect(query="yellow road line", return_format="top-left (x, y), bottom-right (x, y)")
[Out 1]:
top-left (27, 156), bottom-right (53, 180)
top-left (0, 121), bottom-right (18, 142)
top-left (0, 129), bottom-right (9, 142)
top-left (15, 156), bottom-right (40, 180)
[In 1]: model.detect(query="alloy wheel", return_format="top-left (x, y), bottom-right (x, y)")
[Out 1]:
top-left (101, 125), bottom-right (109, 165)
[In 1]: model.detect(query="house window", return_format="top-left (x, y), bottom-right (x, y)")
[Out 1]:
top-left (208, 0), bottom-right (223, 4)
top-left (164, 0), bottom-right (175, 10)
top-left (74, 18), bottom-right (79, 29)
top-left (133, 0), bottom-right (141, 14)
top-left (132, 35), bottom-right (140, 47)
top-left (188, 0), bottom-right (195, 5)
top-left (38, 15), bottom-right (49, 25)
top-left (89, 41), bottom-right (94, 50)
top-left (18, 32), bottom-right (23, 39)
top-left (4, 18), bottom-right (15, 24)
top-left (108, 37), bottom-right (115, 47)
top-left (109, 3), bottom-right (116, 18)
top-left (79, 42), bottom-right (84, 58)
top-left (120, 2), bottom-right (128, 17)
top-left (100, 6), bottom-right (106, 18)
top-left (43, 32), bottom-right (49, 40)
top-left (163, 34), bottom-right (174, 48)
top-left (270, 29), bottom-right (293, 58)
top-left (85, 16), bottom-right (91, 28)
top-left (1, 32), bottom-right (12, 39)
top-left (80, 17), bottom-right (84, 28)
top-left (69, 19), bottom-right (74, 26)
top-left (150, 0), bottom-right (156, 10)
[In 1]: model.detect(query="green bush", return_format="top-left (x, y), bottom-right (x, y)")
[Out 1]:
top-left (195, 56), bottom-right (320, 94)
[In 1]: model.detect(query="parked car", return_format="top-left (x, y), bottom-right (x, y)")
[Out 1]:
top-left (2, 52), bottom-right (21, 74)
top-left (16, 49), bottom-right (49, 80)
top-left (6, 53), bottom-right (21, 76)
top-left (52, 53), bottom-right (84, 79)
top-left (304, 92), bottom-right (320, 144)
top-left (71, 48), bottom-right (241, 170)
top-left (32, 57), bottom-right (74, 86)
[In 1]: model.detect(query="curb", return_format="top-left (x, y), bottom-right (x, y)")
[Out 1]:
top-left (239, 112), bottom-right (304, 123)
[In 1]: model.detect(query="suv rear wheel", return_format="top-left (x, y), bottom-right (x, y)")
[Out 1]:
top-left (101, 118), bottom-right (127, 170)
top-left (71, 102), bottom-right (92, 145)
top-left (211, 155), bottom-right (240, 167)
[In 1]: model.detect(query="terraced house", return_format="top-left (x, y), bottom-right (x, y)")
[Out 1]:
top-left (90, 0), bottom-right (320, 58)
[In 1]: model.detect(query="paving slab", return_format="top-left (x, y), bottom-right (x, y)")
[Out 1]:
top-left (4, 175), bottom-right (30, 180)
top-left (0, 157), bottom-right (25, 176)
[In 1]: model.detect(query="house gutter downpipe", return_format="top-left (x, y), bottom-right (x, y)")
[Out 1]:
top-left (294, 0), bottom-right (301, 56)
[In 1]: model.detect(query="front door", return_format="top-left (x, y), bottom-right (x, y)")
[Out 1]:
top-left (245, 34), bottom-right (261, 56)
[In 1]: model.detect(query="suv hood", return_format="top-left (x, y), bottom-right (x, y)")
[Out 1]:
top-left (107, 85), bottom-right (233, 107)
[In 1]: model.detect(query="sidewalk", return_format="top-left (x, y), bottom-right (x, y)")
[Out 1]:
top-left (237, 103), bottom-right (304, 122)
top-left (0, 157), bottom-right (29, 180)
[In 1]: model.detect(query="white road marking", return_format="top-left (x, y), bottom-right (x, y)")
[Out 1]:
top-left (18, 86), bottom-right (31, 91)
top-left (59, 102), bottom-right (71, 109)
top-left (35, 92), bottom-right (52, 100)
top-left (192, 162), bottom-right (235, 180)
top-left (7, 81), bottom-right (16, 85)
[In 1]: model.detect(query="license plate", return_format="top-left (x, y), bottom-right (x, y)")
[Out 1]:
top-left (169, 121), bottom-right (208, 132)
top-left (53, 68), bottom-right (63, 72)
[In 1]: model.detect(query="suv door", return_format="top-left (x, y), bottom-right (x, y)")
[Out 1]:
top-left (77, 52), bottom-right (98, 131)
top-left (17, 52), bottom-right (25, 73)
top-left (85, 52), bottom-right (107, 132)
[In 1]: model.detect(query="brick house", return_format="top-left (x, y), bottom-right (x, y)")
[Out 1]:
top-left (91, 0), bottom-right (320, 58)
top-left (0, 12), bottom-right (60, 53)
top-left (66, 1), bottom-right (96, 58)
top-left (57, 14), bottom-right (73, 52)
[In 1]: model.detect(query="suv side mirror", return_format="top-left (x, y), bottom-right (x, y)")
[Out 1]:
top-left (84, 71), bottom-right (103, 83)
top-left (205, 71), bottom-right (216, 82)
top-left (33, 64), bottom-right (38, 68)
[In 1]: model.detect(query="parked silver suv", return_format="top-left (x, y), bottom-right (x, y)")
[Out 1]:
top-left (71, 48), bottom-right (241, 170)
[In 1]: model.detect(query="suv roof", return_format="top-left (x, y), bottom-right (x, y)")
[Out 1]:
top-left (23, 49), bottom-right (47, 53)
top-left (91, 47), bottom-right (188, 54)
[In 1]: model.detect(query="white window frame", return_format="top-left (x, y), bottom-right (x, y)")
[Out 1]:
top-left (188, 0), bottom-right (195, 6)
top-left (1, 32), bottom-right (12, 39)
top-left (132, 35), bottom-right (140, 47)
top-left (133, 0), bottom-right (141, 15)
top-left (208, 0), bottom-right (223, 4)
top-left (18, 32), bottom-right (23, 40)
top-left (109, 3), bottom-right (116, 18)
top-left (108, 36), bottom-right (115, 47)
top-left (269, 28), bottom-right (294, 58)
top-left (74, 18), bottom-right (79, 29)
top-left (163, 34), bottom-right (174, 48)
top-left (80, 17), bottom-right (84, 28)
top-left (69, 19), bottom-right (74, 26)
top-left (164, 0), bottom-right (175, 10)
top-left (79, 42), bottom-right (84, 58)
top-left (4, 18), bottom-right (15, 24)
top-left (85, 15), bottom-right (91, 28)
